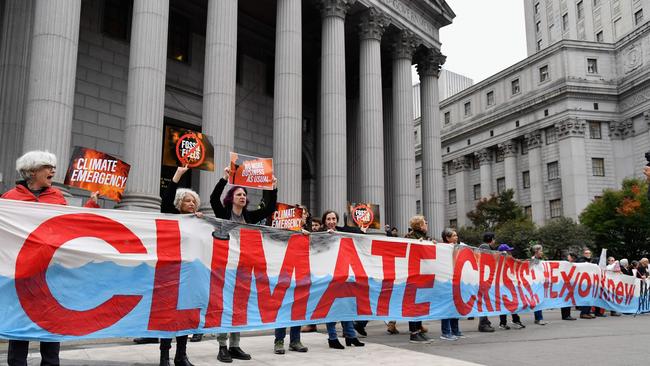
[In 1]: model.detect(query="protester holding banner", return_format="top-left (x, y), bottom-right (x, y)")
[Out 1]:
top-left (404, 215), bottom-right (434, 343)
top-left (561, 253), bottom-right (578, 321)
top-left (440, 228), bottom-right (465, 340)
top-left (477, 232), bottom-right (499, 332)
top-left (210, 166), bottom-right (277, 362)
top-left (530, 245), bottom-right (548, 325)
top-left (497, 244), bottom-right (526, 330)
top-left (3, 150), bottom-right (99, 366)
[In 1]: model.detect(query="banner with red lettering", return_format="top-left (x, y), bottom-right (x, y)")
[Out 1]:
top-left (0, 199), bottom-right (648, 341)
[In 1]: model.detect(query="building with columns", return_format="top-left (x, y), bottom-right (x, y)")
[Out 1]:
top-left (0, 0), bottom-right (453, 234)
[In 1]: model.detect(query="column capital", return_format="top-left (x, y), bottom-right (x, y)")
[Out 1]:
top-left (391, 29), bottom-right (419, 60)
top-left (556, 118), bottom-right (585, 140)
top-left (358, 7), bottom-right (390, 41)
top-left (498, 140), bottom-right (518, 158)
top-left (525, 130), bottom-right (543, 150)
top-left (415, 48), bottom-right (446, 78)
top-left (475, 148), bottom-right (492, 166)
top-left (452, 157), bottom-right (471, 172)
top-left (315, 0), bottom-right (356, 19)
top-left (609, 119), bottom-right (635, 140)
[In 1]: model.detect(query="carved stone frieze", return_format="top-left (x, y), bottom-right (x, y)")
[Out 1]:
top-left (623, 42), bottom-right (643, 75)
top-left (415, 48), bottom-right (446, 78)
top-left (525, 131), bottom-right (543, 150)
top-left (391, 29), bottom-right (419, 60)
top-left (556, 118), bottom-right (586, 139)
top-left (359, 8), bottom-right (390, 41)
top-left (498, 141), bottom-right (518, 158)
top-left (452, 157), bottom-right (471, 173)
top-left (314, 0), bottom-right (356, 19)
top-left (608, 119), bottom-right (635, 139)
top-left (474, 148), bottom-right (493, 166)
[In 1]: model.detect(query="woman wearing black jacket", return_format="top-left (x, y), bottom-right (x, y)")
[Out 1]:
top-left (210, 166), bottom-right (277, 363)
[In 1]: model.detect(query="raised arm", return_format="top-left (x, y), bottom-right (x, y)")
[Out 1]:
top-left (210, 167), bottom-right (230, 219)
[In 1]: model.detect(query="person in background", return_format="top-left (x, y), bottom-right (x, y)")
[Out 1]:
top-left (311, 217), bottom-right (322, 232)
top-left (561, 253), bottom-right (577, 321)
top-left (530, 244), bottom-right (547, 325)
top-left (4, 150), bottom-right (99, 366)
top-left (477, 232), bottom-right (499, 332)
top-left (631, 260), bottom-right (640, 277)
top-left (577, 248), bottom-right (597, 319)
top-left (404, 215), bottom-right (434, 343)
top-left (210, 166), bottom-right (277, 363)
top-left (638, 258), bottom-right (649, 279)
top-left (620, 259), bottom-right (632, 276)
top-left (440, 228), bottom-right (465, 340)
top-left (390, 227), bottom-right (398, 237)
top-left (497, 244), bottom-right (526, 330)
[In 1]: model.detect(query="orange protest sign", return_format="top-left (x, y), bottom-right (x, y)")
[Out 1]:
top-left (268, 203), bottom-right (304, 231)
top-left (64, 147), bottom-right (131, 202)
top-left (162, 126), bottom-right (215, 171)
top-left (345, 202), bottom-right (381, 230)
top-left (229, 152), bottom-right (274, 190)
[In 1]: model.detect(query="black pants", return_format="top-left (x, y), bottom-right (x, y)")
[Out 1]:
top-left (7, 340), bottom-right (59, 366)
top-left (408, 321), bottom-right (422, 333)
top-left (160, 335), bottom-right (188, 358)
top-left (499, 313), bottom-right (521, 325)
top-left (561, 307), bottom-right (572, 318)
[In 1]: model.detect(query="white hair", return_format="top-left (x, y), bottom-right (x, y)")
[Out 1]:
top-left (620, 258), bottom-right (629, 267)
top-left (16, 150), bottom-right (57, 180)
top-left (174, 188), bottom-right (200, 212)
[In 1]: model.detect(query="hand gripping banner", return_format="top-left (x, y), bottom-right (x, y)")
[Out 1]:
top-left (0, 200), bottom-right (648, 341)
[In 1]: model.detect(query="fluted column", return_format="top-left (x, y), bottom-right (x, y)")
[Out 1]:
top-left (0, 0), bottom-right (33, 192)
top-left (382, 86), bottom-right (394, 227)
top-left (557, 118), bottom-right (589, 220)
top-left (199, 0), bottom-right (238, 211)
top-left (453, 157), bottom-right (470, 227)
top-left (389, 30), bottom-right (418, 232)
top-left (500, 140), bottom-right (518, 200)
top-left (316, 0), bottom-right (355, 216)
top-left (526, 131), bottom-right (545, 224)
top-left (358, 8), bottom-right (388, 224)
top-left (22, 0), bottom-right (81, 186)
top-left (416, 48), bottom-right (446, 236)
top-left (273, 0), bottom-right (302, 204)
top-left (476, 148), bottom-right (493, 198)
top-left (117, 0), bottom-right (169, 211)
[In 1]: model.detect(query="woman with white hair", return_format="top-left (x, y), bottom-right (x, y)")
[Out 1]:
top-left (3, 150), bottom-right (99, 366)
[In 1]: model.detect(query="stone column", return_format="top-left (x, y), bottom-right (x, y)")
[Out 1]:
top-left (273, 0), bottom-right (302, 204)
top-left (453, 157), bottom-right (470, 227)
top-left (416, 48), bottom-right (446, 236)
top-left (476, 148), bottom-right (493, 198)
top-left (389, 30), bottom-right (418, 232)
top-left (22, 0), bottom-right (82, 185)
top-left (557, 118), bottom-right (589, 221)
top-left (382, 86), bottom-right (394, 227)
top-left (117, 0), bottom-right (169, 211)
top-left (500, 140), bottom-right (518, 200)
top-left (0, 0), bottom-right (32, 192)
top-left (316, 0), bottom-right (355, 216)
top-left (358, 8), bottom-right (388, 224)
top-left (609, 119), bottom-right (635, 182)
top-left (526, 131), bottom-right (545, 224)
top-left (199, 0), bottom-right (238, 211)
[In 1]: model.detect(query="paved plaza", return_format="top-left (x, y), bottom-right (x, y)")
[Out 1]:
top-left (1, 310), bottom-right (648, 366)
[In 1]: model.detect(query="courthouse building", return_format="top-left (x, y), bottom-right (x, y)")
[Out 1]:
top-left (435, 0), bottom-right (650, 228)
top-left (0, 0), bottom-right (454, 233)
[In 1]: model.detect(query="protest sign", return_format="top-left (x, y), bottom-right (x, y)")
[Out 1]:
top-left (162, 126), bottom-right (215, 171)
top-left (268, 203), bottom-right (303, 231)
top-left (229, 152), bottom-right (274, 190)
top-left (0, 199), bottom-right (647, 341)
top-left (63, 147), bottom-right (130, 202)
top-left (345, 202), bottom-right (381, 230)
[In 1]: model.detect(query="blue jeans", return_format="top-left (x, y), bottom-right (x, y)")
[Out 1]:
top-left (326, 321), bottom-right (356, 340)
top-left (534, 310), bottom-right (543, 321)
top-left (275, 326), bottom-right (301, 343)
top-left (440, 318), bottom-right (461, 336)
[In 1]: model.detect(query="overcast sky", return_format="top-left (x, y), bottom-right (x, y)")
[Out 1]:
top-left (413, 0), bottom-right (528, 84)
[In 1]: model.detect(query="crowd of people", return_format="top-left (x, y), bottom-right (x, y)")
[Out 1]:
top-left (3, 150), bottom-right (647, 366)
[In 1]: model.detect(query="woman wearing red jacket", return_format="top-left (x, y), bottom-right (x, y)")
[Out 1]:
top-left (3, 150), bottom-right (99, 366)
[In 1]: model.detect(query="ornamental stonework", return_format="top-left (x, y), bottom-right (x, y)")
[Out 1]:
top-left (415, 48), bottom-right (446, 78)
top-left (498, 141), bottom-right (518, 158)
top-left (391, 29), bottom-right (419, 60)
top-left (525, 131), bottom-right (543, 149)
top-left (315, 0), bottom-right (356, 19)
top-left (474, 148), bottom-right (492, 165)
top-left (623, 42), bottom-right (643, 75)
top-left (452, 157), bottom-right (470, 173)
top-left (358, 8), bottom-right (390, 41)
top-left (555, 118), bottom-right (585, 139)
top-left (608, 119), bottom-right (635, 139)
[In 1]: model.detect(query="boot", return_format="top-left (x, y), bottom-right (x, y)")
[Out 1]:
top-left (228, 346), bottom-right (251, 360)
top-left (328, 339), bottom-right (345, 349)
top-left (159, 350), bottom-right (171, 366)
top-left (345, 337), bottom-right (365, 347)
top-left (217, 346), bottom-right (232, 363)
top-left (174, 355), bottom-right (194, 366)
top-left (386, 321), bottom-right (399, 335)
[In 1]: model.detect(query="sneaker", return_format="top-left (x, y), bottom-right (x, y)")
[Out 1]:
top-left (498, 323), bottom-right (511, 330)
top-left (439, 333), bottom-right (458, 341)
top-left (409, 332), bottom-right (432, 344)
top-left (511, 321), bottom-right (526, 329)
top-left (289, 341), bottom-right (308, 352)
top-left (274, 340), bottom-right (285, 355)
top-left (478, 324), bottom-right (495, 333)
top-left (534, 320), bottom-right (548, 325)
top-left (453, 332), bottom-right (466, 338)
top-left (386, 321), bottom-right (399, 335)
top-left (562, 316), bottom-right (577, 321)
top-left (189, 334), bottom-right (203, 342)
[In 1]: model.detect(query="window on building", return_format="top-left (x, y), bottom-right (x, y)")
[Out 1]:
top-left (547, 161), bottom-right (559, 180)
top-left (589, 121), bottom-right (602, 139)
top-left (592, 158), bottom-right (605, 176)
top-left (562, 13), bottom-right (569, 31)
top-left (414, 128), bottom-right (419, 145)
top-left (534, 2), bottom-right (540, 14)
top-left (496, 178), bottom-right (506, 194)
top-left (550, 199), bottom-right (562, 218)
top-left (593, 102), bottom-right (599, 110)
top-left (537, 40), bottom-right (542, 51)
top-left (473, 184), bottom-right (481, 200)
top-left (472, 155), bottom-right (480, 170)
top-left (103, 0), bottom-right (132, 41)
top-left (416, 200), bottom-right (421, 214)
top-left (635, 9), bottom-right (644, 25)
top-left (596, 31), bottom-right (604, 42)
top-left (587, 58), bottom-right (598, 74)
top-left (577, 1), bottom-right (584, 20)
top-left (524, 206), bottom-right (533, 218)
top-left (511, 78), bottom-right (520, 95)
top-left (536, 21), bottom-right (541, 33)
top-left (444, 111), bottom-right (451, 125)
top-left (464, 101), bottom-right (472, 116)
top-left (545, 126), bottom-right (557, 144)
top-left (523, 171), bottom-right (531, 188)
top-left (467, 138), bottom-right (471, 145)
top-left (416, 173), bottom-right (421, 188)
top-left (450, 219), bottom-right (458, 228)
top-left (449, 189), bottom-right (457, 204)
top-left (521, 139), bottom-right (529, 154)
top-left (539, 65), bottom-right (549, 82)
top-left (168, 10), bottom-right (191, 63)
top-left (487, 91), bottom-right (495, 106)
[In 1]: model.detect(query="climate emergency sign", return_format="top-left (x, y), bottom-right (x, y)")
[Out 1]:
top-left (0, 199), bottom-right (647, 341)
top-left (63, 147), bottom-right (130, 201)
